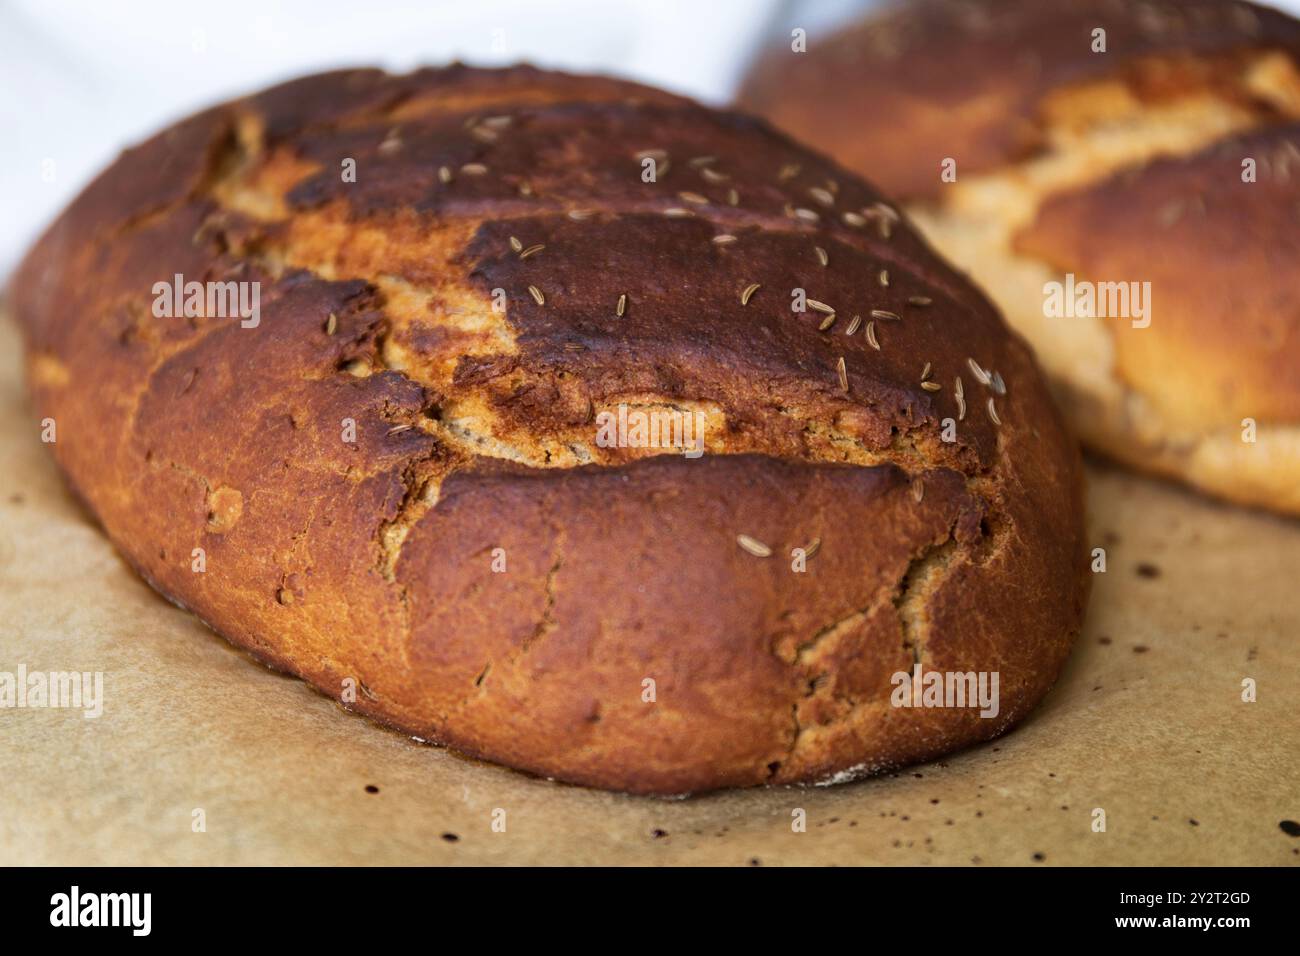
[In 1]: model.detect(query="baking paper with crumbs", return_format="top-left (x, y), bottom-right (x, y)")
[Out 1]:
top-left (0, 315), bottom-right (1296, 865)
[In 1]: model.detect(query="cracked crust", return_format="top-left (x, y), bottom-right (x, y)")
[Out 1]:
top-left (738, 0), bottom-right (1300, 516)
top-left (11, 64), bottom-right (1088, 793)
top-left (738, 0), bottom-right (1300, 200)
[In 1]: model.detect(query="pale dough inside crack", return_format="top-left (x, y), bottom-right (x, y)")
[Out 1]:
top-left (906, 52), bottom-right (1300, 512)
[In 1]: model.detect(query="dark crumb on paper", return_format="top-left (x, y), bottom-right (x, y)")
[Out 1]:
top-left (1133, 645), bottom-right (1150, 654)
top-left (1189, 819), bottom-right (1200, 827)
top-left (1135, 562), bottom-right (1161, 579)
top-left (441, 832), bottom-right (460, 842)
top-left (748, 857), bottom-right (762, 866)
top-left (1032, 852), bottom-right (1046, 862)
top-left (1279, 820), bottom-right (1300, 837)
top-left (651, 828), bottom-right (668, 839)
top-left (364, 784), bottom-right (379, 794)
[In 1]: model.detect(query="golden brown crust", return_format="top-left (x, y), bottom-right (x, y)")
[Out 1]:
top-left (11, 65), bottom-right (1088, 793)
top-left (738, 0), bottom-right (1300, 516)
top-left (1016, 124), bottom-right (1300, 429)
top-left (737, 0), bottom-right (1300, 200)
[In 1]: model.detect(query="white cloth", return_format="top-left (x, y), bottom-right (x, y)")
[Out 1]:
top-left (1, 0), bottom-right (802, 274)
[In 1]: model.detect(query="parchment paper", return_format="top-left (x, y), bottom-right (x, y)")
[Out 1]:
top-left (1, 314), bottom-right (1296, 866)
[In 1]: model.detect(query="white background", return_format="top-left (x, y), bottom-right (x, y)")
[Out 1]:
top-left (4, 0), bottom-right (1299, 276)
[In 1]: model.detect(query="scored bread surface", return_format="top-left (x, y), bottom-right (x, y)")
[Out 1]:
top-left (739, 0), bottom-right (1300, 515)
top-left (12, 65), bottom-right (1088, 794)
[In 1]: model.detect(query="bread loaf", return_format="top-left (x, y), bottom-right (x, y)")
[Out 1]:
top-left (12, 65), bottom-right (1088, 793)
top-left (739, 0), bottom-right (1300, 515)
